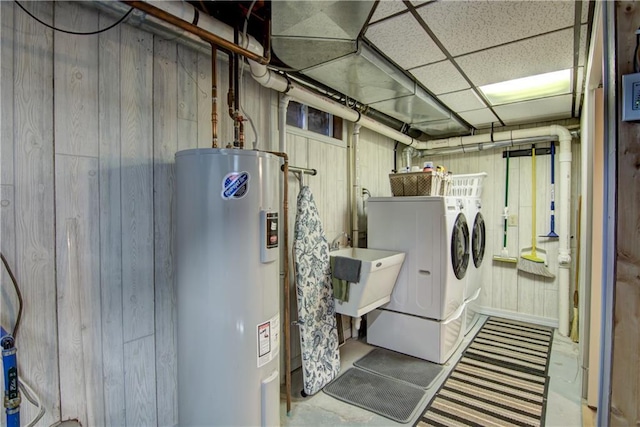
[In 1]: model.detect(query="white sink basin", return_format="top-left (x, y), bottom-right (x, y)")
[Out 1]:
top-left (330, 248), bottom-right (405, 318)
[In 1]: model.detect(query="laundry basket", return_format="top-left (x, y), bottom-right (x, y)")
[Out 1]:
top-left (449, 173), bottom-right (488, 198)
top-left (389, 171), bottom-right (441, 196)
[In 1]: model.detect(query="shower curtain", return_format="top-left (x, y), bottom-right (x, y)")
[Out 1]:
top-left (293, 186), bottom-right (340, 395)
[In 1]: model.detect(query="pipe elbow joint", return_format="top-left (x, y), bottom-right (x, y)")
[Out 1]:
top-left (550, 124), bottom-right (572, 143)
top-left (403, 146), bottom-right (416, 156)
top-left (558, 252), bottom-right (572, 265)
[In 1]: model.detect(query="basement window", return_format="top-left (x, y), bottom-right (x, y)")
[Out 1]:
top-left (286, 101), bottom-right (343, 140)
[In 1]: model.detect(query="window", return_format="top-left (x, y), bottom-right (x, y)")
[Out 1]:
top-left (286, 101), bottom-right (343, 140)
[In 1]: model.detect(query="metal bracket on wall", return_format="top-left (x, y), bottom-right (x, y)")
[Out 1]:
top-left (502, 145), bottom-right (553, 158)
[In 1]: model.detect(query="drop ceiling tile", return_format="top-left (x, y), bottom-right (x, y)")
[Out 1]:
top-left (410, 61), bottom-right (470, 95)
top-left (459, 108), bottom-right (499, 128)
top-left (369, 0), bottom-right (407, 23)
top-left (411, 0), bottom-right (433, 6)
top-left (493, 94), bottom-right (573, 125)
top-left (456, 29), bottom-right (574, 87)
top-left (437, 89), bottom-right (486, 113)
top-left (579, 24), bottom-right (588, 66)
top-left (417, 0), bottom-right (574, 56)
top-left (366, 12), bottom-right (445, 69)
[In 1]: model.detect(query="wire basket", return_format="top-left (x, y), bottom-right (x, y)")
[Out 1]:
top-left (449, 173), bottom-right (488, 198)
top-left (389, 171), bottom-right (441, 196)
top-left (439, 173), bottom-right (452, 196)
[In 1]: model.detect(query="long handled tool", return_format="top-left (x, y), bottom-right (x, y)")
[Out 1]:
top-left (542, 142), bottom-right (559, 238)
top-left (518, 145), bottom-right (555, 278)
top-left (493, 150), bottom-right (518, 263)
top-left (570, 196), bottom-right (581, 342)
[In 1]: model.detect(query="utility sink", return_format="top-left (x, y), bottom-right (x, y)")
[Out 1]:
top-left (330, 248), bottom-right (405, 319)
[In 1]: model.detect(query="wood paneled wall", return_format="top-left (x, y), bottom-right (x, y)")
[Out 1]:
top-left (611, 1), bottom-right (640, 424)
top-left (0, 2), bottom-right (272, 425)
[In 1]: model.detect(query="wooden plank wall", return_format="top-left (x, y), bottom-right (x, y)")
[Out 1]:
top-left (415, 118), bottom-right (582, 327)
top-left (611, 1), bottom-right (640, 424)
top-left (0, 2), bottom-right (273, 425)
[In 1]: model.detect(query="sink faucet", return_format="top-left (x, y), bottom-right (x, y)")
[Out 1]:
top-left (330, 232), bottom-right (350, 251)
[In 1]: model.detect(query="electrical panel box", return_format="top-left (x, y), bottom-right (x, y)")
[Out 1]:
top-left (622, 72), bottom-right (640, 122)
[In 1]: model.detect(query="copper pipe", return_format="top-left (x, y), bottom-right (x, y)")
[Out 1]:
top-left (239, 117), bottom-right (245, 149)
top-left (266, 151), bottom-right (291, 414)
top-left (210, 44), bottom-right (218, 148)
top-left (122, 1), bottom-right (269, 65)
top-left (228, 53), bottom-right (235, 119)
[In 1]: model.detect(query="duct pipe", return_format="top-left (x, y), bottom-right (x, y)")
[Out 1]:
top-left (351, 124), bottom-right (361, 249)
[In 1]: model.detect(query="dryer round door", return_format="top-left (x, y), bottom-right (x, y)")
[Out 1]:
top-left (451, 213), bottom-right (470, 280)
top-left (472, 212), bottom-right (486, 268)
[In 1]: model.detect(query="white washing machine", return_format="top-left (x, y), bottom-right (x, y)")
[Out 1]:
top-left (464, 196), bottom-right (486, 334)
top-left (365, 196), bottom-right (469, 363)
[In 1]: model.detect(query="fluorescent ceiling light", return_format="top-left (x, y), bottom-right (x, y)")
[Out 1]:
top-left (479, 69), bottom-right (572, 105)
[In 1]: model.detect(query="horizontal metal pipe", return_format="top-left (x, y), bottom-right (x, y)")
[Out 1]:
top-left (284, 165), bottom-right (317, 176)
top-left (122, 1), bottom-right (269, 65)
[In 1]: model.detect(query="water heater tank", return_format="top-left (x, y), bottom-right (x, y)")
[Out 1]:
top-left (175, 148), bottom-right (281, 426)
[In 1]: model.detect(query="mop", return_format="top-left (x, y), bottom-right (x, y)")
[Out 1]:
top-left (541, 142), bottom-right (559, 238)
top-left (493, 150), bottom-right (518, 263)
top-left (518, 145), bottom-right (555, 278)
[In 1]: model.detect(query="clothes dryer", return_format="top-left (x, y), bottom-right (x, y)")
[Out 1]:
top-left (365, 196), bottom-right (469, 363)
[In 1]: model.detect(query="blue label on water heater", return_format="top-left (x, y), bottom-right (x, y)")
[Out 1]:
top-left (222, 171), bottom-right (250, 200)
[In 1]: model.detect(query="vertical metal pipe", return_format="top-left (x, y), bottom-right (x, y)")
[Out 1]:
top-left (234, 27), bottom-right (242, 148)
top-left (267, 151), bottom-right (291, 414)
top-left (351, 124), bottom-right (361, 248)
top-left (210, 44), bottom-right (218, 148)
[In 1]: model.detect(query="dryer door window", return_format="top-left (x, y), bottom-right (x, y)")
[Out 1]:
top-left (472, 213), bottom-right (486, 268)
top-left (451, 213), bottom-right (470, 280)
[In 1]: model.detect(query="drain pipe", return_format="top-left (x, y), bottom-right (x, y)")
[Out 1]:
top-left (417, 135), bottom-right (560, 157)
top-left (278, 95), bottom-right (291, 153)
top-left (351, 124), bottom-right (361, 248)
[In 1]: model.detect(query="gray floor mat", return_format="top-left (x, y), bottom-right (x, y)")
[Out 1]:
top-left (323, 367), bottom-right (425, 423)
top-left (354, 348), bottom-right (444, 389)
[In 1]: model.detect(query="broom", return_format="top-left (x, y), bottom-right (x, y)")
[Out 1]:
top-left (570, 196), bottom-right (581, 342)
top-left (494, 149), bottom-right (518, 263)
top-left (518, 145), bottom-right (555, 278)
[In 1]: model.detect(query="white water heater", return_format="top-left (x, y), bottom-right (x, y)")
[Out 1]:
top-left (175, 148), bottom-right (281, 426)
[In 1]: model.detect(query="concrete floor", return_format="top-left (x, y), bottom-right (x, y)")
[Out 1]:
top-left (280, 315), bottom-right (583, 426)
